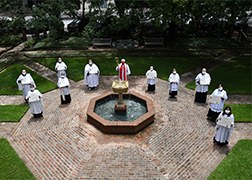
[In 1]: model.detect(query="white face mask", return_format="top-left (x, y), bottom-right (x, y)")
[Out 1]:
top-left (58, 60), bottom-right (62, 63)
top-left (150, 68), bottom-right (153, 71)
top-left (61, 75), bottom-right (65, 78)
top-left (202, 71), bottom-right (206, 75)
top-left (22, 72), bottom-right (26, 76)
top-left (225, 110), bottom-right (230, 114)
top-left (89, 62), bottom-right (92, 65)
top-left (173, 71), bottom-right (176, 74)
top-left (30, 88), bottom-right (34, 91)
top-left (218, 87), bottom-right (223, 91)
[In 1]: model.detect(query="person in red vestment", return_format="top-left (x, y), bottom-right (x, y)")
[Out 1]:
top-left (116, 59), bottom-right (131, 81)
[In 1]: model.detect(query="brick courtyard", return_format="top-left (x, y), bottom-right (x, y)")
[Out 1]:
top-left (1, 72), bottom-right (251, 179)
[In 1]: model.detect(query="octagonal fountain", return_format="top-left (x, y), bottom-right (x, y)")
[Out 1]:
top-left (87, 91), bottom-right (155, 134)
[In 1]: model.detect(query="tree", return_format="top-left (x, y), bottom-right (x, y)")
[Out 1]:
top-left (0, 0), bottom-right (27, 40)
top-left (32, 0), bottom-right (79, 40)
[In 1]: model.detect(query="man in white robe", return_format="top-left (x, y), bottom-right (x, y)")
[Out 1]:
top-left (214, 106), bottom-right (234, 145)
top-left (26, 85), bottom-right (43, 118)
top-left (168, 68), bottom-right (180, 98)
top-left (16, 70), bottom-right (36, 103)
top-left (194, 68), bottom-right (211, 103)
top-left (207, 84), bottom-right (228, 121)
top-left (57, 71), bottom-right (71, 104)
top-left (116, 59), bottom-right (131, 81)
top-left (84, 59), bottom-right (100, 91)
top-left (55, 58), bottom-right (67, 79)
top-left (146, 66), bottom-right (157, 92)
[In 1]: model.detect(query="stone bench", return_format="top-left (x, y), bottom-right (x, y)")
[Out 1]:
top-left (93, 38), bottom-right (112, 48)
top-left (144, 37), bottom-right (164, 47)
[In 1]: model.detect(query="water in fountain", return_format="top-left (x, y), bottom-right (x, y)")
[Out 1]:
top-left (94, 94), bottom-right (147, 121)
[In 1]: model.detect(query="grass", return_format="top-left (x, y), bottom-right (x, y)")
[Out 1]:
top-left (207, 139), bottom-right (252, 180)
top-left (0, 105), bottom-right (29, 122)
top-left (0, 63), bottom-right (58, 95)
top-left (33, 37), bottom-right (92, 50)
top-left (34, 56), bottom-right (211, 82)
top-left (0, 139), bottom-right (36, 179)
top-left (224, 104), bottom-right (252, 123)
top-left (186, 57), bottom-right (252, 94)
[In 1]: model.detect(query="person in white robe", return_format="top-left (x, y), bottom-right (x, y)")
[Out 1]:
top-left (194, 68), bottom-right (211, 103)
top-left (116, 59), bottom-right (131, 81)
top-left (84, 59), bottom-right (100, 91)
top-left (207, 84), bottom-right (228, 121)
top-left (16, 70), bottom-right (36, 103)
top-left (168, 68), bottom-right (180, 98)
top-left (214, 106), bottom-right (234, 145)
top-left (57, 71), bottom-right (71, 104)
top-left (26, 84), bottom-right (43, 118)
top-left (55, 58), bottom-right (67, 79)
top-left (146, 66), bottom-right (157, 92)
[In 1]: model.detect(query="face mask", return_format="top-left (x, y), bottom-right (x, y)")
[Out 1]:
top-left (202, 71), bottom-right (206, 75)
top-left (122, 62), bottom-right (125, 65)
top-left (30, 88), bottom-right (34, 91)
top-left (61, 75), bottom-right (65, 78)
top-left (173, 71), bottom-right (176, 74)
top-left (218, 87), bottom-right (223, 91)
top-left (150, 68), bottom-right (153, 71)
top-left (22, 72), bottom-right (26, 76)
top-left (89, 62), bottom-right (92, 65)
top-left (58, 60), bottom-right (62, 63)
top-left (225, 110), bottom-right (230, 114)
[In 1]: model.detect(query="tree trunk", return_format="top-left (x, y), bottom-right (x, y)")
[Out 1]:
top-left (35, 30), bottom-right (39, 38)
top-left (229, 23), bottom-right (234, 37)
top-left (21, 28), bottom-right (27, 41)
top-left (168, 20), bottom-right (177, 41)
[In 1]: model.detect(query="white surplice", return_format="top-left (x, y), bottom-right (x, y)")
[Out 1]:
top-left (26, 90), bottom-right (43, 114)
top-left (168, 73), bottom-right (180, 91)
top-left (215, 112), bottom-right (234, 143)
top-left (55, 62), bottom-right (67, 79)
top-left (195, 73), bottom-right (211, 92)
top-left (84, 63), bottom-right (100, 87)
top-left (209, 89), bottom-right (228, 112)
top-left (16, 73), bottom-right (36, 99)
top-left (146, 70), bottom-right (157, 85)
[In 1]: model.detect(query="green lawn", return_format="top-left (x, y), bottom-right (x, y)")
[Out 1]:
top-left (0, 139), bottom-right (36, 179)
top-left (33, 37), bottom-right (92, 50)
top-left (186, 57), bottom-right (252, 94)
top-left (0, 105), bottom-right (29, 122)
top-left (0, 63), bottom-right (58, 95)
top-left (207, 139), bottom-right (252, 180)
top-left (224, 104), bottom-right (252, 123)
top-left (34, 56), bottom-right (211, 82)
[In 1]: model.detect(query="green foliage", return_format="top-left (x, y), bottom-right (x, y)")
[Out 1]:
top-left (0, 105), bottom-right (29, 122)
top-left (24, 39), bottom-right (36, 49)
top-left (0, 139), bottom-right (36, 179)
top-left (34, 56), bottom-right (210, 82)
top-left (207, 139), bottom-right (252, 180)
top-left (224, 104), bottom-right (252, 123)
top-left (186, 57), bottom-right (251, 94)
top-left (0, 63), bottom-right (57, 95)
top-left (0, 34), bottom-right (22, 46)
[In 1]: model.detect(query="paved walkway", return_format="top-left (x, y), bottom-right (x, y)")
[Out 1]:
top-left (0, 49), bottom-right (251, 179)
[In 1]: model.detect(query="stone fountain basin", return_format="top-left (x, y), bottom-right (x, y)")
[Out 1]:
top-left (112, 81), bottom-right (128, 93)
top-left (86, 91), bottom-right (155, 134)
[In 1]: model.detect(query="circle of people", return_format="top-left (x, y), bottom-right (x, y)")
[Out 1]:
top-left (16, 58), bottom-right (234, 145)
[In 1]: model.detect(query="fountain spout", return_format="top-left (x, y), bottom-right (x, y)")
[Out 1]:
top-left (112, 80), bottom-right (128, 112)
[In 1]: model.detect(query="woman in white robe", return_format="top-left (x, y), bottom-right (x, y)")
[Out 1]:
top-left (26, 85), bottom-right (43, 118)
top-left (207, 84), bottom-right (228, 121)
top-left (84, 60), bottom-right (100, 91)
top-left (57, 71), bottom-right (71, 104)
top-left (168, 68), bottom-right (180, 98)
top-left (214, 106), bottom-right (234, 145)
top-left (16, 70), bottom-right (36, 103)
top-left (194, 68), bottom-right (211, 103)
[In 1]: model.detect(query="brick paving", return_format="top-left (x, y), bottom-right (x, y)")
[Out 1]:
top-left (0, 74), bottom-right (250, 179)
top-left (0, 49), bottom-right (251, 179)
